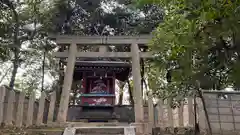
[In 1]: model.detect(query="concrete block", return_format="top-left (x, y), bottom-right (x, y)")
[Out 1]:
top-left (205, 100), bottom-right (218, 107)
top-left (210, 122), bottom-right (220, 130)
top-left (221, 123), bottom-right (234, 130)
top-left (220, 115), bottom-right (233, 122)
top-left (124, 127), bottom-right (135, 135)
top-left (234, 123), bottom-right (240, 130)
top-left (230, 95), bottom-right (240, 101)
top-left (232, 107), bottom-right (240, 115)
top-left (203, 94), bottom-right (218, 100)
top-left (209, 115), bottom-right (219, 122)
top-left (219, 108), bottom-right (232, 114)
top-left (218, 100), bottom-right (231, 108)
top-left (63, 127), bottom-right (76, 135)
top-left (234, 116), bottom-right (240, 122)
top-left (207, 108), bottom-right (218, 114)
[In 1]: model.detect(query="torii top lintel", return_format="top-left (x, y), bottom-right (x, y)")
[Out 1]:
top-left (49, 34), bottom-right (152, 45)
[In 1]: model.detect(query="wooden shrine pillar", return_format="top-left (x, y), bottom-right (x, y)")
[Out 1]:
top-left (131, 43), bottom-right (145, 134)
top-left (57, 43), bottom-right (77, 122)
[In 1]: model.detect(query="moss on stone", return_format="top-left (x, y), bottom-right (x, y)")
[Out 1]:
top-left (0, 127), bottom-right (64, 135)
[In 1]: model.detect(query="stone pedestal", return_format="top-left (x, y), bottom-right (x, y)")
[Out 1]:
top-left (130, 122), bottom-right (146, 135)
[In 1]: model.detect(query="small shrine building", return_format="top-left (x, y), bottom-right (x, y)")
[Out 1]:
top-left (51, 35), bottom-right (153, 134)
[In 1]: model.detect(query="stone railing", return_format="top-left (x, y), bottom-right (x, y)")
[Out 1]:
top-left (153, 98), bottom-right (196, 128)
top-left (0, 86), bottom-right (56, 127)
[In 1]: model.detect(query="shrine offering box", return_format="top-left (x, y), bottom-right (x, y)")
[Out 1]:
top-left (80, 94), bottom-right (115, 106)
top-left (79, 77), bottom-right (115, 106)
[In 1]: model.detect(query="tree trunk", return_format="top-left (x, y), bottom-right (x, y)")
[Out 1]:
top-left (118, 81), bottom-right (125, 105)
top-left (118, 88), bottom-right (123, 105)
top-left (9, 49), bottom-right (20, 90)
top-left (56, 73), bottom-right (64, 105)
top-left (127, 79), bottom-right (134, 105)
top-left (6, 1), bottom-right (20, 91)
top-left (41, 50), bottom-right (46, 92)
top-left (140, 58), bottom-right (144, 96)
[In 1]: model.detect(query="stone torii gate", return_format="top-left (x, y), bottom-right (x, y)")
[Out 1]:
top-left (51, 35), bottom-right (153, 134)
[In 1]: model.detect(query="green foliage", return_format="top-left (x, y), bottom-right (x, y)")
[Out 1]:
top-left (0, 0), bottom-right (163, 98)
top-left (0, 0), bottom-right (58, 93)
top-left (138, 0), bottom-right (240, 99)
top-left (49, 0), bottom-right (163, 35)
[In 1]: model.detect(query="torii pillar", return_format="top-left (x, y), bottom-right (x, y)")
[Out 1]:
top-left (57, 43), bottom-right (77, 122)
top-left (131, 43), bottom-right (145, 135)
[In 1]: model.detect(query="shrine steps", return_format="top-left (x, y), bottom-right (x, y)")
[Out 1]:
top-left (63, 126), bottom-right (135, 135)
top-left (65, 122), bottom-right (129, 127)
top-left (75, 127), bottom-right (124, 135)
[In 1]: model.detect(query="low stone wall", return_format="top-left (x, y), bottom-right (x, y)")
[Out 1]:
top-left (153, 128), bottom-right (240, 135)
top-left (152, 127), bottom-right (195, 135)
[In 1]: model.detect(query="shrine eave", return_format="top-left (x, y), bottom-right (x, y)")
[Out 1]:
top-left (49, 34), bottom-right (152, 45)
top-left (74, 67), bottom-right (128, 71)
top-left (73, 60), bottom-right (130, 67)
